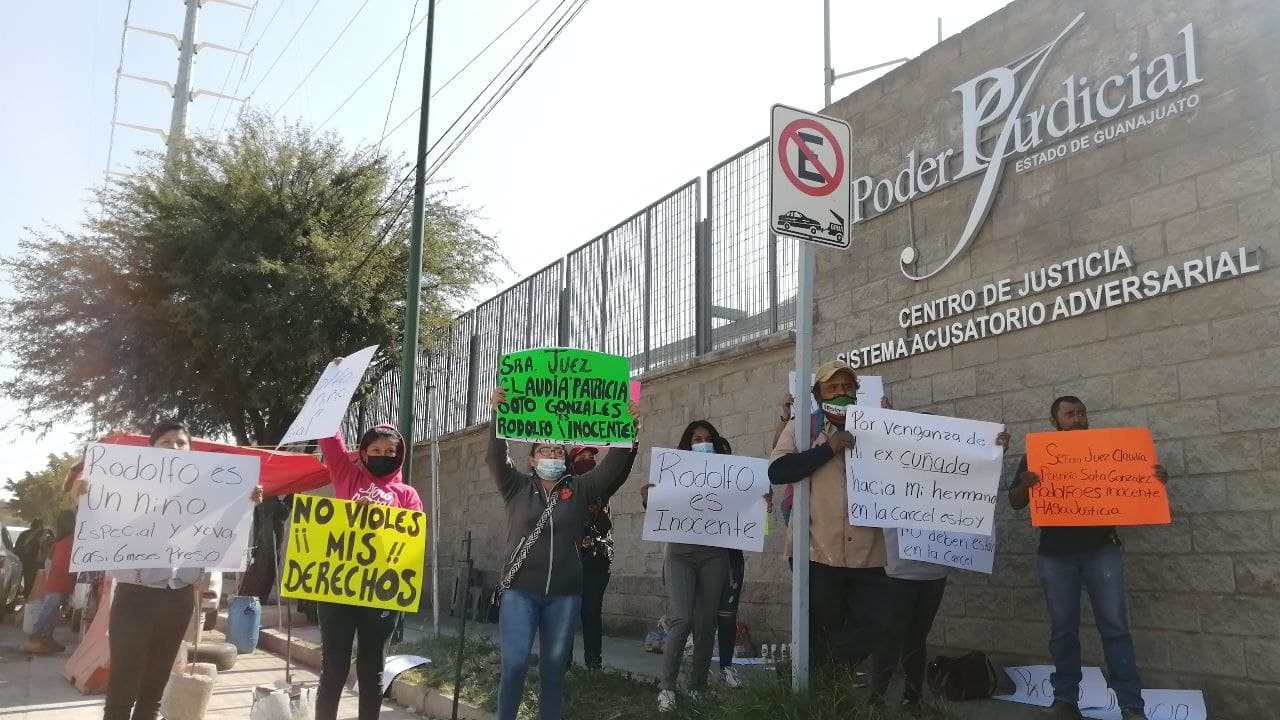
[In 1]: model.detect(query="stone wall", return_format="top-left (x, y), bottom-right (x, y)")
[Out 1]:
top-left (412, 0), bottom-right (1280, 716)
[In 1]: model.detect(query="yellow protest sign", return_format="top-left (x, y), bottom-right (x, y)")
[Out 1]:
top-left (280, 495), bottom-right (426, 612)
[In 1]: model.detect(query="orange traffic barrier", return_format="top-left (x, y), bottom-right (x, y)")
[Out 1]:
top-left (64, 577), bottom-right (115, 694)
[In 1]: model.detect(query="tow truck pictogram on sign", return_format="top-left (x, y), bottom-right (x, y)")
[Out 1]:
top-left (769, 105), bottom-right (853, 249)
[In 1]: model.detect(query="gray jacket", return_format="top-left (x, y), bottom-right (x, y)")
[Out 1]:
top-left (488, 425), bottom-right (637, 597)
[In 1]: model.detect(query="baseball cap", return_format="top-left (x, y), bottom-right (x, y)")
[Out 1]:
top-left (815, 360), bottom-right (856, 383)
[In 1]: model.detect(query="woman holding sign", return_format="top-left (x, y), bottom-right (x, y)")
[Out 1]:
top-left (314, 415), bottom-right (422, 720)
top-left (640, 422), bottom-right (771, 712)
top-left (488, 387), bottom-right (639, 720)
top-left (70, 421), bottom-right (264, 720)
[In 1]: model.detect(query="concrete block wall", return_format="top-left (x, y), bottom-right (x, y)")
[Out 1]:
top-left (810, 0), bottom-right (1280, 715)
top-left (411, 0), bottom-right (1280, 716)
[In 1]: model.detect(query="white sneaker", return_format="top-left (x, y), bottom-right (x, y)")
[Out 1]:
top-left (721, 666), bottom-right (743, 689)
top-left (657, 690), bottom-right (676, 713)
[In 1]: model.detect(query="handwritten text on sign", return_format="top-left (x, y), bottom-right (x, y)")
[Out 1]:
top-left (1027, 428), bottom-right (1169, 527)
top-left (280, 495), bottom-right (426, 612)
top-left (642, 449), bottom-right (769, 553)
top-left (278, 345), bottom-right (378, 446)
top-left (995, 665), bottom-right (1112, 709)
top-left (71, 444), bottom-right (258, 572)
top-left (897, 528), bottom-right (996, 574)
top-left (496, 348), bottom-right (635, 446)
top-left (846, 407), bottom-right (1005, 534)
top-left (1081, 690), bottom-right (1206, 720)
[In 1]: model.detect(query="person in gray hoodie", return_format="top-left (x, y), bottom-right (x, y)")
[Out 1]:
top-left (488, 387), bottom-right (639, 720)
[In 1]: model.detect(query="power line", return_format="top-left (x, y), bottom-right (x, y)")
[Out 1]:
top-left (348, 0), bottom-right (590, 277)
top-left (218, 0), bottom-right (288, 132)
top-left (209, 2), bottom-right (258, 133)
top-left (379, 0), bottom-right (423, 145)
top-left (425, 0), bottom-right (591, 179)
top-left (104, 0), bottom-right (135, 178)
top-left (317, 3), bottom-right (432, 131)
top-left (271, 0), bottom-right (375, 115)
top-left (243, 0), bottom-right (323, 102)
top-left (377, 0), bottom-right (547, 145)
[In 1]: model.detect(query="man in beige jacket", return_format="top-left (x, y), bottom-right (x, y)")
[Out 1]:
top-left (769, 360), bottom-right (888, 677)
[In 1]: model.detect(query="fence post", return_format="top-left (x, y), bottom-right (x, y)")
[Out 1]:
top-left (695, 215), bottom-right (712, 356)
top-left (599, 234), bottom-right (610, 353)
top-left (464, 332), bottom-right (479, 426)
top-left (769, 229), bottom-right (780, 334)
top-left (642, 211), bottom-right (653, 372)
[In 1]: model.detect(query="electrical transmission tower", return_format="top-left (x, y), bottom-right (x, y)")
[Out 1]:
top-left (111, 0), bottom-right (254, 170)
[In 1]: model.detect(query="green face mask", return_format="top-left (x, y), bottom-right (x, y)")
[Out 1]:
top-left (821, 395), bottom-right (855, 423)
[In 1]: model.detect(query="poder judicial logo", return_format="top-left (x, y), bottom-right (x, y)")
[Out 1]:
top-left (851, 13), bottom-right (1204, 280)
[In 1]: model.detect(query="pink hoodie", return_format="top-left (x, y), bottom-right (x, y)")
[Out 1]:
top-left (318, 424), bottom-right (422, 511)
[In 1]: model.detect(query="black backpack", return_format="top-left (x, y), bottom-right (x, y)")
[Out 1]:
top-left (926, 651), bottom-right (1002, 701)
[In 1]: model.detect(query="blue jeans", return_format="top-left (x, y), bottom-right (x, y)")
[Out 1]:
top-left (1037, 544), bottom-right (1143, 710)
top-left (498, 589), bottom-right (581, 720)
top-left (31, 592), bottom-right (65, 638)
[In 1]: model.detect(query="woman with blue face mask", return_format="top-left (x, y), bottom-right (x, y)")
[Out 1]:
top-left (642, 421), bottom-right (751, 712)
top-left (487, 387), bottom-right (640, 720)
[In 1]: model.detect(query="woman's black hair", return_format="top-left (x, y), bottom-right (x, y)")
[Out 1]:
top-left (677, 420), bottom-right (731, 454)
top-left (149, 420), bottom-right (190, 446)
top-left (358, 426), bottom-right (404, 457)
top-left (54, 510), bottom-right (76, 540)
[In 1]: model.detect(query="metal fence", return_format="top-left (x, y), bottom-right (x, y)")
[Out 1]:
top-left (343, 139), bottom-right (798, 440)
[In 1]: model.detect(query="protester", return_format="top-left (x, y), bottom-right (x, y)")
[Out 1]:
top-left (20, 509), bottom-right (76, 654)
top-left (768, 360), bottom-right (889, 679)
top-left (716, 484), bottom-right (772, 690)
top-left (488, 387), bottom-right (639, 720)
top-left (71, 421), bottom-right (264, 720)
top-left (871, 416), bottom-right (1011, 713)
top-left (1007, 396), bottom-right (1168, 720)
top-left (15, 518), bottom-right (45, 597)
top-left (566, 445), bottom-right (613, 670)
top-left (314, 379), bottom-right (423, 720)
top-left (640, 423), bottom-right (771, 709)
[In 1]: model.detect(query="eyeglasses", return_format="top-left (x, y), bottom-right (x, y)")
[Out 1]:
top-left (535, 446), bottom-right (567, 459)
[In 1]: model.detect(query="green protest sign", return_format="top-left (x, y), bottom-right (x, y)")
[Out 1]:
top-left (495, 348), bottom-right (635, 446)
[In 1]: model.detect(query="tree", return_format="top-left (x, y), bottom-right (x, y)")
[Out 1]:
top-left (3, 113), bottom-right (501, 445)
top-left (3, 454), bottom-right (77, 526)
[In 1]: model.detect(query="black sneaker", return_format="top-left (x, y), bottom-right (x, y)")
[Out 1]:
top-left (1120, 710), bottom-right (1149, 720)
top-left (1048, 700), bottom-right (1084, 719)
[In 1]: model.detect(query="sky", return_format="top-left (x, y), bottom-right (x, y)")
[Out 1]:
top-left (0, 0), bottom-right (1011, 492)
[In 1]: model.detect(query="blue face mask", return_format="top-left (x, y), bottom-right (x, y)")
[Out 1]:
top-left (691, 442), bottom-right (715, 453)
top-left (535, 458), bottom-right (566, 480)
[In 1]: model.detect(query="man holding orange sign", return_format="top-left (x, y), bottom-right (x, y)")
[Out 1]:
top-left (1007, 396), bottom-right (1170, 720)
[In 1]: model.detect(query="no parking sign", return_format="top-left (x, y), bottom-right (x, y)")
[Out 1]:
top-left (769, 104), bottom-right (853, 249)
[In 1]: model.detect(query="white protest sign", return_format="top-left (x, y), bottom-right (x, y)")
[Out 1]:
top-left (896, 527), bottom-right (996, 574)
top-left (788, 371), bottom-right (884, 407)
top-left (845, 406), bottom-right (1005, 534)
top-left (1081, 689), bottom-right (1206, 720)
top-left (641, 448), bottom-right (769, 552)
top-left (278, 344), bottom-right (379, 446)
top-left (71, 443), bottom-right (259, 572)
top-left (994, 665), bottom-right (1112, 709)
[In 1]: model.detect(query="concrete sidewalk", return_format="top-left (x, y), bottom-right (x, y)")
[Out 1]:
top-left (0, 623), bottom-right (418, 720)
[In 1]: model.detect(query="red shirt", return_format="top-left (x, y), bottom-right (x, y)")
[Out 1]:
top-left (44, 537), bottom-right (76, 595)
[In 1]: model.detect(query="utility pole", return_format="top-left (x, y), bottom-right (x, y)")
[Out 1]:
top-left (397, 0), bottom-right (439, 492)
top-left (113, 0), bottom-right (250, 170)
top-left (167, 0), bottom-right (201, 160)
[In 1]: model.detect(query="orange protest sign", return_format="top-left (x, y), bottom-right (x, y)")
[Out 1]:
top-left (1026, 427), bottom-right (1170, 527)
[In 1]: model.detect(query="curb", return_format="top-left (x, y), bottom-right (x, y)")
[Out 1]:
top-left (217, 611), bottom-right (494, 720)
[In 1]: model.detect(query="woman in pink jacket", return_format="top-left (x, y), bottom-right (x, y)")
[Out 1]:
top-left (315, 418), bottom-right (422, 720)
